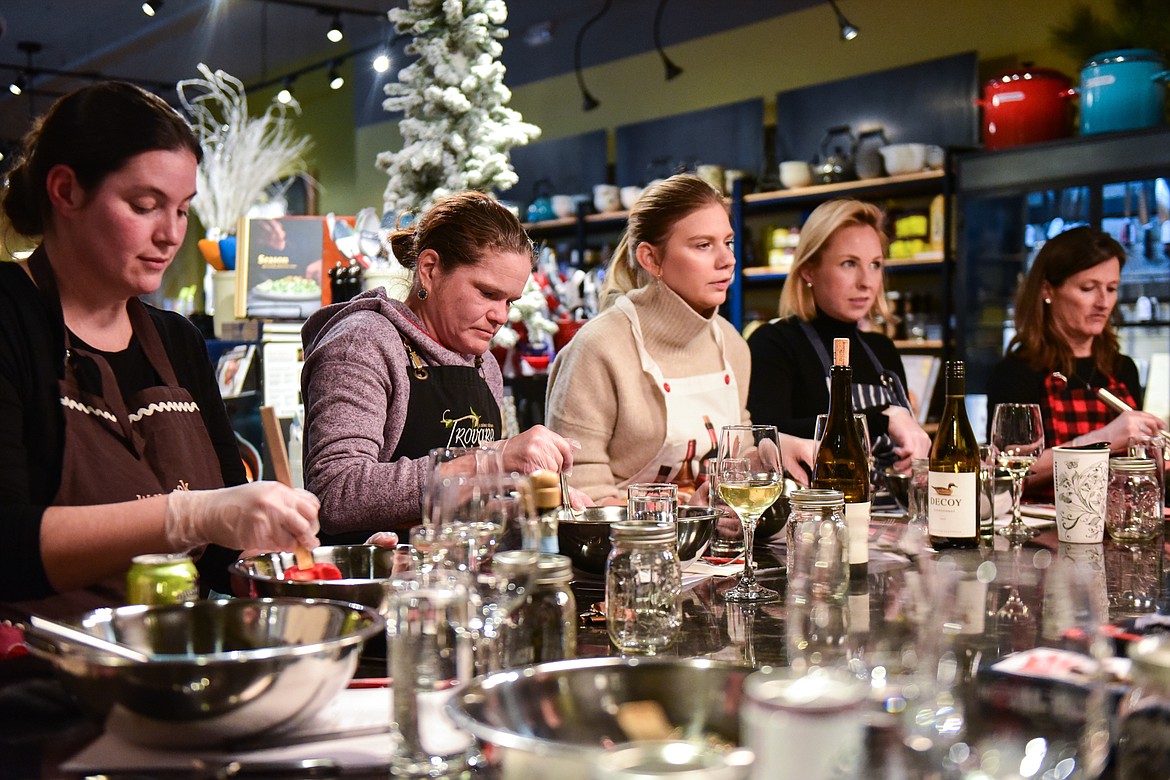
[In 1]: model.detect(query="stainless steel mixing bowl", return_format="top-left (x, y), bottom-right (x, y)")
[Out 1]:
top-left (26, 597), bottom-right (383, 748)
top-left (557, 506), bottom-right (717, 576)
top-left (230, 544), bottom-right (399, 615)
top-left (450, 657), bottom-right (751, 779)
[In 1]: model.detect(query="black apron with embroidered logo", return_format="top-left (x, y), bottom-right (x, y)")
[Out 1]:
top-left (799, 320), bottom-right (913, 473)
top-left (318, 334), bottom-right (501, 544)
top-left (10, 252), bottom-right (227, 619)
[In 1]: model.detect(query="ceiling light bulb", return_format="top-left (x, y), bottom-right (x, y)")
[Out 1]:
top-left (8, 77), bottom-right (23, 96)
top-left (327, 15), bottom-right (343, 43)
top-left (141, 0), bottom-right (161, 16)
top-left (277, 87), bottom-right (293, 105)
top-left (841, 22), bottom-right (859, 41)
top-left (328, 66), bottom-right (344, 90)
top-left (373, 53), bottom-right (391, 73)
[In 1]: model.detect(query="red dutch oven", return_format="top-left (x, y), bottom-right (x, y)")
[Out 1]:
top-left (977, 64), bottom-right (1076, 149)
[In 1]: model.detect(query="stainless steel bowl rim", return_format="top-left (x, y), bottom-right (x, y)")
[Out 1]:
top-left (55, 597), bottom-right (384, 667)
top-left (449, 656), bottom-right (753, 756)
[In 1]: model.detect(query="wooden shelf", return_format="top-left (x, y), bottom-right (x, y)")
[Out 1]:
top-left (743, 170), bottom-right (946, 209)
top-left (893, 339), bottom-right (944, 350)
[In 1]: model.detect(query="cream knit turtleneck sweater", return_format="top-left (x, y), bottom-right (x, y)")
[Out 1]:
top-left (545, 281), bottom-right (751, 501)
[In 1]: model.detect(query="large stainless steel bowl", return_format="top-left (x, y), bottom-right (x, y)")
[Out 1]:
top-left (451, 657), bottom-right (752, 779)
top-left (26, 598), bottom-right (383, 748)
top-left (557, 506), bottom-right (717, 576)
top-left (230, 544), bottom-right (399, 615)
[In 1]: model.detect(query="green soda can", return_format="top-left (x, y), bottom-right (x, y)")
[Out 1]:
top-left (126, 553), bottom-right (199, 605)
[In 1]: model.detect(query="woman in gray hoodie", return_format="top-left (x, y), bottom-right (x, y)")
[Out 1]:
top-left (301, 191), bottom-right (578, 540)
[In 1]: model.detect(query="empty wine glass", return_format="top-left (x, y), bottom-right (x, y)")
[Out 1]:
top-left (717, 425), bottom-right (784, 603)
top-left (424, 445), bottom-right (503, 529)
top-left (991, 403), bottom-right (1045, 543)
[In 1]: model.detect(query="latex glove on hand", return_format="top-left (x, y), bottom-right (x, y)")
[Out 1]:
top-left (885, 406), bottom-right (932, 460)
top-left (499, 426), bottom-right (579, 474)
top-left (779, 433), bottom-right (815, 487)
top-left (364, 531), bottom-right (400, 547)
top-left (165, 481), bottom-right (320, 553)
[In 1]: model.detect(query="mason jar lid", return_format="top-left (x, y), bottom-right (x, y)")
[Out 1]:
top-left (790, 488), bottom-right (845, 509)
top-left (1086, 48), bottom-right (1166, 68)
top-left (1129, 635), bottom-right (1170, 689)
top-left (610, 520), bottom-right (675, 543)
top-left (492, 550), bottom-right (541, 577)
top-left (534, 553), bottom-right (573, 584)
top-left (1110, 456), bottom-right (1157, 474)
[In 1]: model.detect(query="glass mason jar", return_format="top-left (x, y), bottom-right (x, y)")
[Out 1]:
top-left (785, 488), bottom-right (849, 604)
top-left (1117, 635), bottom-right (1170, 777)
top-left (501, 553), bottom-right (577, 667)
top-left (1106, 457), bottom-right (1161, 542)
top-left (606, 521), bottom-right (681, 655)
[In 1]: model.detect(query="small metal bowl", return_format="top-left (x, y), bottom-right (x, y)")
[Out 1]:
top-left (230, 544), bottom-right (399, 615)
top-left (26, 598), bottom-right (383, 748)
top-left (451, 657), bottom-right (751, 779)
top-left (558, 506), bottom-right (716, 576)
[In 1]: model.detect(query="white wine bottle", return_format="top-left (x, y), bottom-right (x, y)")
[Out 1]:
top-left (812, 338), bottom-right (871, 571)
top-left (928, 361), bottom-right (980, 549)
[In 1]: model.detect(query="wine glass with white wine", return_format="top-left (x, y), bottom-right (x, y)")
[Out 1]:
top-left (991, 403), bottom-right (1045, 543)
top-left (717, 425), bottom-right (784, 603)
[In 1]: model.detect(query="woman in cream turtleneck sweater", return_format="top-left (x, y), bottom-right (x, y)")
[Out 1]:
top-left (546, 175), bottom-right (815, 503)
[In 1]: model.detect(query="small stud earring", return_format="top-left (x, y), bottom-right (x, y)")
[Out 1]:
top-left (1044, 297), bottom-right (1051, 304)
top-left (806, 281), bottom-right (813, 288)
top-left (417, 288), bottom-right (429, 300)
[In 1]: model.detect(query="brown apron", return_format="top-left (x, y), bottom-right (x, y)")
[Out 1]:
top-left (9, 253), bottom-right (225, 619)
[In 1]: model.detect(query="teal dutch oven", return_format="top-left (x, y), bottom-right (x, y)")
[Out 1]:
top-left (1079, 49), bottom-right (1170, 135)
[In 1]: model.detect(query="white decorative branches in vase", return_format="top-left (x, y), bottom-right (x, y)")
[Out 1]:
top-left (177, 64), bottom-right (313, 243)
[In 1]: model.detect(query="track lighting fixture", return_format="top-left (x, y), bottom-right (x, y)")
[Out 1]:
top-left (652, 0), bottom-right (683, 81)
top-left (326, 13), bottom-right (343, 43)
top-left (8, 74), bottom-right (24, 96)
top-left (328, 62), bottom-right (344, 90)
top-left (141, 0), bottom-right (162, 17)
top-left (828, 0), bottom-right (859, 41)
top-left (574, 0), bottom-right (613, 111)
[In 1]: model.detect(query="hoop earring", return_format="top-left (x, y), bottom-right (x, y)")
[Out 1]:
top-left (417, 288), bottom-right (429, 300)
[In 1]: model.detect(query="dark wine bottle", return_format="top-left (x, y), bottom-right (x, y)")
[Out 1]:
top-left (673, 439), bottom-right (698, 504)
top-left (812, 338), bottom-right (871, 571)
top-left (928, 361), bottom-right (980, 549)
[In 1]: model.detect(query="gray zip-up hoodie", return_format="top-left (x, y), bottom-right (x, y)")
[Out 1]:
top-left (300, 288), bottom-right (504, 534)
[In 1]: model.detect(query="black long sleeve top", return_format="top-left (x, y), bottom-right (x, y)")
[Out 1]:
top-left (0, 261), bottom-right (245, 601)
top-left (747, 312), bottom-right (908, 442)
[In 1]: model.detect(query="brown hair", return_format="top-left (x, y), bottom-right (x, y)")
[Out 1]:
top-left (389, 191), bottom-right (535, 280)
top-left (1007, 226), bottom-right (1125, 378)
top-left (599, 173), bottom-right (725, 309)
top-left (2, 81), bottom-right (202, 238)
top-left (778, 199), bottom-right (892, 323)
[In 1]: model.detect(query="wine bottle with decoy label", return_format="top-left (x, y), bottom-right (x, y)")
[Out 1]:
top-left (928, 361), bottom-right (980, 549)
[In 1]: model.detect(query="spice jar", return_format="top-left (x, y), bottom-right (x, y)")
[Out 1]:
top-left (501, 553), bottom-right (577, 667)
top-left (786, 488), bottom-right (849, 604)
top-left (605, 521), bottom-right (681, 655)
top-left (1117, 635), bottom-right (1170, 777)
top-left (1106, 456), bottom-right (1160, 541)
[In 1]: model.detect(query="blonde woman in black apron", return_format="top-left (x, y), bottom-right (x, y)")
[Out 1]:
top-left (747, 199), bottom-right (931, 477)
top-left (0, 83), bottom-right (320, 618)
top-left (547, 174), bottom-right (817, 504)
top-left (301, 191), bottom-right (582, 541)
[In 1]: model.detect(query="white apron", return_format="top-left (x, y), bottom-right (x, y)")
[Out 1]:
top-left (614, 296), bottom-right (743, 490)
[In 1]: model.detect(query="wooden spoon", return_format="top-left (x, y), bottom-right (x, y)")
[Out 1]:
top-left (259, 406), bottom-right (314, 570)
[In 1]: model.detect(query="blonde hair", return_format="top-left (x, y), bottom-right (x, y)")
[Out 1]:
top-left (599, 174), bottom-right (725, 310)
top-left (778, 199), bottom-right (892, 324)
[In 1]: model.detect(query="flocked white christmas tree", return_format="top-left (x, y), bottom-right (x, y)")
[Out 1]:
top-left (377, 0), bottom-right (540, 216)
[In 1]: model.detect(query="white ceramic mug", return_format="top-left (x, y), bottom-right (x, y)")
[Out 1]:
top-left (619, 185), bottom-right (643, 210)
top-left (1052, 443), bottom-right (1111, 543)
top-left (550, 194), bottom-right (575, 219)
top-left (778, 161), bottom-right (812, 189)
top-left (593, 184), bottom-right (620, 213)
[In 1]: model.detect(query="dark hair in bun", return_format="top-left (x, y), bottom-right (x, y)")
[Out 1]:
top-left (390, 190), bottom-right (534, 274)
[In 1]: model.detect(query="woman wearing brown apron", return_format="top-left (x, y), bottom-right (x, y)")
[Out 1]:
top-left (0, 82), bottom-right (320, 618)
top-left (301, 191), bottom-right (583, 541)
top-left (988, 227), bottom-right (1165, 499)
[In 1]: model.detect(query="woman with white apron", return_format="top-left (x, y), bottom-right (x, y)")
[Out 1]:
top-left (547, 174), bottom-right (816, 504)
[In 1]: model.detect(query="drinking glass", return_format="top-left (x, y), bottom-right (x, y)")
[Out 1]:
top-left (429, 472), bottom-right (517, 568)
top-left (424, 445), bottom-right (503, 529)
top-left (384, 569), bottom-right (479, 777)
top-left (716, 425), bottom-right (784, 603)
top-left (627, 482), bottom-right (678, 525)
top-left (991, 403), bottom-right (1045, 542)
top-left (473, 549), bottom-right (539, 674)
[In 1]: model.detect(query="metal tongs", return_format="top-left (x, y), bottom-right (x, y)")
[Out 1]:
top-left (1052, 372), bottom-right (1170, 445)
top-left (559, 471), bottom-right (582, 518)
